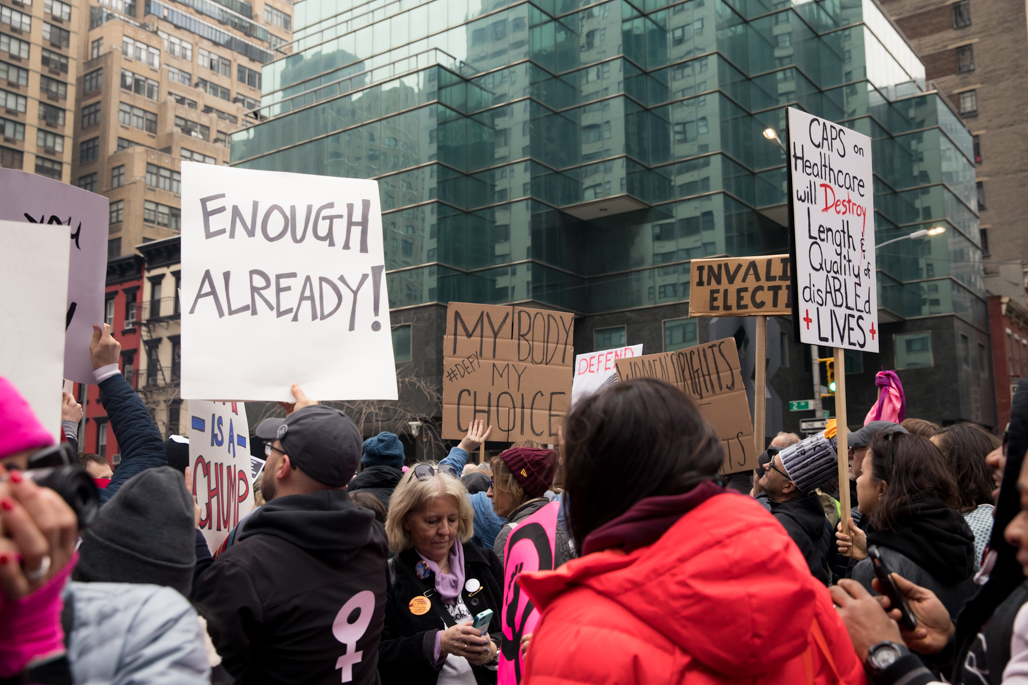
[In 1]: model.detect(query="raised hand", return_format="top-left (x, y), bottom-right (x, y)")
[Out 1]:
top-left (278, 383), bottom-right (317, 416)
top-left (89, 323), bottom-right (121, 370)
top-left (458, 420), bottom-right (493, 453)
top-left (61, 392), bottom-right (82, 423)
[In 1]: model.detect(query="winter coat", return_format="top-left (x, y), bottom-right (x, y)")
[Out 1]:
top-left (97, 372), bottom-right (168, 504)
top-left (470, 491), bottom-right (506, 550)
top-left (852, 496), bottom-right (976, 618)
top-left (769, 492), bottom-right (835, 585)
top-left (493, 498), bottom-right (572, 571)
top-left (349, 465), bottom-right (403, 508)
top-left (379, 545), bottom-right (503, 685)
top-left (518, 485), bottom-right (866, 685)
top-left (65, 581), bottom-right (210, 685)
top-left (193, 489), bottom-right (388, 685)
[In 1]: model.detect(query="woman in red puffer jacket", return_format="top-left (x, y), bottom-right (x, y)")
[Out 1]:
top-left (518, 379), bottom-right (866, 685)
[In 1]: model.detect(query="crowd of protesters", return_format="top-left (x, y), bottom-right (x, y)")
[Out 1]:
top-left (4, 323), bottom-right (1028, 685)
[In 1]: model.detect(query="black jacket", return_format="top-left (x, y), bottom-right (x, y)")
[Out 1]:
top-left (97, 372), bottom-right (169, 504)
top-left (769, 493), bottom-right (834, 585)
top-left (853, 496), bottom-right (976, 618)
top-left (349, 466), bottom-right (403, 509)
top-left (379, 545), bottom-right (502, 685)
top-left (193, 490), bottom-right (388, 685)
top-left (493, 498), bottom-right (573, 572)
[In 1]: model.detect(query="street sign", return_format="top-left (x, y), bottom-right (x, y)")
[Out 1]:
top-left (800, 418), bottom-right (828, 433)
top-left (789, 400), bottom-right (815, 411)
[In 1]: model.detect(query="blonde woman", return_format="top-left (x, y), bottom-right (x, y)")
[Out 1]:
top-left (379, 464), bottom-right (502, 685)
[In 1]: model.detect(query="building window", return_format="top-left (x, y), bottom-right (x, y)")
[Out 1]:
top-left (956, 45), bottom-right (974, 73)
top-left (959, 333), bottom-right (971, 369)
top-left (38, 103), bottom-right (64, 127)
top-left (42, 23), bottom-right (70, 48)
top-left (391, 325), bottom-right (411, 362)
top-left (0, 145), bottom-right (22, 169)
top-left (170, 337), bottom-right (180, 380)
top-left (0, 88), bottom-right (26, 112)
top-left (44, 0), bottom-right (72, 21)
top-left (195, 77), bottom-right (230, 101)
top-left (1008, 332), bottom-right (1016, 375)
top-left (973, 135), bottom-right (981, 164)
top-left (263, 4), bottom-right (291, 29)
top-left (594, 326), bottom-right (627, 351)
top-left (122, 36), bottom-right (159, 68)
top-left (83, 68), bottom-right (102, 94)
top-left (959, 89), bottom-right (978, 117)
top-left (110, 164), bottom-right (124, 188)
top-left (81, 101), bottom-right (101, 128)
top-left (97, 420), bottom-right (108, 457)
top-left (158, 31), bottom-right (192, 61)
top-left (167, 398), bottom-right (181, 435)
top-left (979, 343), bottom-right (988, 374)
top-left (109, 200), bottom-right (123, 224)
top-left (980, 228), bottom-right (989, 257)
top-left (38, 75), bottom-right (66, 100)
top-left (181, 148), bottom-right (216, 164)
top-left (36, 129), bottom-right (63, 153)
top-left (145, 341), bottom-right (160, 383)
top-left (953, 0), bottom-right (971, 28)
top-left (107, 237), bottom-right (121, 259)
top-left (233, 93), bottom-right (258, 110)
top-left (0, 61), bottom-right (28, 86)
top-left (34, 157), bottom-right (60, 178)
top-left (1, 6), bottom-right (32, 32)
top-left (172, 93), bottom-right (197, 109)
top-left (976, 181), bottom-right (986, 210)
top-left (40, 48), bottom-right (67, 73)
top-left (120, 69), bottom-right (159, 100)
top-left (146, 163), bottom-right (180, 193)
top-left (91, 37), bottom-right (103, 59)
top-left (125, 288), bottom-right (138, 324)
top-left (77, 172), bottom-right (96, 191)
top-left (121, 351), bottom-right (135, 387)
top-left (895, 332), bottom-right (933, 369)
top-left (237, 64), bottom-right (260, 89)
top-left (167, 65), bottom-right (191, 85)
top-left (143, 201), bottom-right (180, 229)
top-left (119, 103), bottom-right (157, 133)
top-left (175, 117), bottom-right (210, 141)
top-left (664, 318), bottom-right (698, 352)
top-left (197, 48), bottom-right (230, 76)
top-left (104, 294), bottom-right (115, 326)
top-left (0, 116), bottom-right (23, 140)
top-left (0, 33), bottom-right (30, 59)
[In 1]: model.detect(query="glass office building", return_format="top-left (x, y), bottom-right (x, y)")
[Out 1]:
top-left (232, 0), bottom-right (993, 430)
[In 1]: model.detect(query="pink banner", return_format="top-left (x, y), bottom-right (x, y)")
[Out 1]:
top-left (500, 501), bottom-right (559, 685)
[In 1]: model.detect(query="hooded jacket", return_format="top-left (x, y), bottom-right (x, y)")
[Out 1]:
top-left (517, 486), bottom-right (865, 685)
top-left (769, 492), bottom-right (835, 585)
top-left (65, 581), bottom-right (210, 685)
top-left (192, 489), bottom-right (388, 685)
top-left (852, 496), bottom-right (976, 618)
top-left (348, 465), bottom-right (402, 508)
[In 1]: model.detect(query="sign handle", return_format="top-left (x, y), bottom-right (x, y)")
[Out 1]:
top-left (754, 316), bottom-right (767, 458)
top-left (834, 347), bottom-right (852, 552)
top-left (479, 443), bottom-right (485, 466)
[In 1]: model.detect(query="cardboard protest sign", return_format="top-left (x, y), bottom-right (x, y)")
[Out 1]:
top-left (787, 108), bottom-right (878, 352)
top-left (189, 400), bottom-right (253, 553)
top-left (571, 344), bottom-right (642, 407)
top-left (0, 169), bottom-right (109, 385)
top-left (500, 501), bottom-right (559, 685)
top-left (0, 220), bottom-right (70, 439)
top-left (180, 163), bottom-right (398, 402)
top-left (616, 338), bottom-right (755, 474)
top-left (690, 256), bottom-right (792, 317)
top-left (442, 303), bottom-right (574, 442)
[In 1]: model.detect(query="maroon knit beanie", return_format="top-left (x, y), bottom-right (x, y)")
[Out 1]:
top-left (500, 447), bottom-right (557, 498)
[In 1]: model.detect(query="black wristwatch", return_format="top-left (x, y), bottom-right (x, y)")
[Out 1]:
top-left (866, 641), bottom-right (910, 677)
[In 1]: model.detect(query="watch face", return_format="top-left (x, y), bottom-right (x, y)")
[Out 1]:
top-left (870, 644), bottom-right (900, 670)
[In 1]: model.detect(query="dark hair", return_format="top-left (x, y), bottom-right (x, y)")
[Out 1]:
top-left (900, 418), bottom-right (941, 439)
top-left (865, 432), bottom-right (958, 531)
top-left (563, 378), bottom-right (724, 550)
top-left (77, 452), bottom-right (109, 468)
top-left (932, 423), bottom-right (998, 511)
top-left (349, 490), bottom-right (387, 524)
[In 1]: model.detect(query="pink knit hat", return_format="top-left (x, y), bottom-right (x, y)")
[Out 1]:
top-left (0, 376), bottom-right (54, 459)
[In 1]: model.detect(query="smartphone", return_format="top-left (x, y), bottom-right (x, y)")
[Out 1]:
top-left (472, 609), bottom-right (493, 634)
top-left (868, 545), bottom-right (917, 631)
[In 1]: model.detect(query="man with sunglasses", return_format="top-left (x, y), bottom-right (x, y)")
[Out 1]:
top-left (759, 435), bottom-right (838, 586)
top-left (193, 394), bottom-right (388, 685)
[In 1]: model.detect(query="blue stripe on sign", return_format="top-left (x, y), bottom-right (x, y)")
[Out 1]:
top-left (191, 416), bottom-right (206, 432)
top-left (237, 436), bottom-right (247, 448)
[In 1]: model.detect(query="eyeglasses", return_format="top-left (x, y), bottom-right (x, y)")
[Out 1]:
top-left (766, 457), bottom-right (789, 480)
top-left (265, 443), bottom-right (286, 458)
top-left (412, 463), bottom-right (460, 481)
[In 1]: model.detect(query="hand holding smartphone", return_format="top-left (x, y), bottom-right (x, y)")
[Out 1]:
top-left (868, 545), bottom-right (917, 632)
top-left (472, 609), bottom-right (493, 635)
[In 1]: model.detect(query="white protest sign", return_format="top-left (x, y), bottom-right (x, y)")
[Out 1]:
top-left (0, 220), bottom-right (70, 439)
top-left (180, 164), bottom-right (398, 401)
top-left (571, 344), bottom-right (642, 407)
top-left (250, 455), bottom-right (265, 482)
top-left (189, 400), bottom-right (253, 553)
top-left (788, 108), bottom-right (878, 353)
top-left (0, 169), bottom-right (109, 384)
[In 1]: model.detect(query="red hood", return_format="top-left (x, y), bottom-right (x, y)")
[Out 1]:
top-left (520, 492), bottom-right (823, 678)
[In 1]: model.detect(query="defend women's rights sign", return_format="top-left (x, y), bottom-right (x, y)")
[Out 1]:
top-left (787, 108), bottom-right (878, 353)
top-left (180, 163), bottom-right (398, 401)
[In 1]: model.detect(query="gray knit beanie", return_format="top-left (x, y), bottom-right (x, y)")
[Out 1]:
top-left (778, 431), bottom-right (839, 495)
top-left (74, 466), bottom-right (196, 596)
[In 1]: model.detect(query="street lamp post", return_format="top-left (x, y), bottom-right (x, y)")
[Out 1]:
top-left (876, 227), bottom-right (946, 250)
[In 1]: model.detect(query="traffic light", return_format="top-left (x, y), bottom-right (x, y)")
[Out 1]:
top-left (818, 357), bottom-right (835, 397)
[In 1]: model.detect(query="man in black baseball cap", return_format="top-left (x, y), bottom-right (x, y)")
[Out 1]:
top-left (193, 384), bottom-right (387, 685)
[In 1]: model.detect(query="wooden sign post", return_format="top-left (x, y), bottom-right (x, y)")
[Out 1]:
top-left (787, 107), bottom-right (878, 548)
top-left (690, 254), bottom-right (792, 459)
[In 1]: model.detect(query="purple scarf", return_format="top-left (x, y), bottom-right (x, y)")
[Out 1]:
top-left (417, 540), bottom-right (465, 604)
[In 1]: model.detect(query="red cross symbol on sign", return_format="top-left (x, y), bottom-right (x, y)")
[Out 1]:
top-left (869, 322), bottom-right (876, 340)
top-left (802, 309), bottom-right (813, 330)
